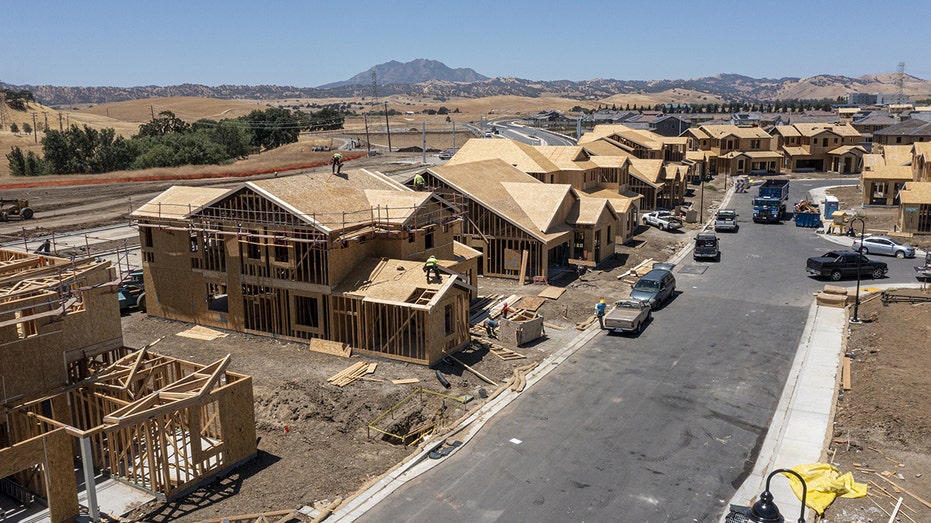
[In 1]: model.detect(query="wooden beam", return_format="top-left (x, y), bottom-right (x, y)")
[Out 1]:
top-left (518, 249), bottom-right (529, 285)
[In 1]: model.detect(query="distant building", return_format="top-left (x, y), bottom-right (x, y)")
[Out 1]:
top-left (847, 93), bottom-right (878, 105)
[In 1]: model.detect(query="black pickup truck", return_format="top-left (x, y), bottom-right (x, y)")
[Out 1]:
top-left (806, 250), bottom-right (888, 281)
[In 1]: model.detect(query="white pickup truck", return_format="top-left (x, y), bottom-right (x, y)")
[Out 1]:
top-left (641, 210), bottom-right (684, 231)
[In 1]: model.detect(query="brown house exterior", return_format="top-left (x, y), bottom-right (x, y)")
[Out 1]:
top-left (684, 124), bottom-right (782, 175)
top-left (132, 170), bottom-right (475, 366)
top-left (421, 159), bottom-right (621, 279)
top-left (771, 123), bottom-right (863, 172)
top-left (872, 119), bottom-right (931, 154)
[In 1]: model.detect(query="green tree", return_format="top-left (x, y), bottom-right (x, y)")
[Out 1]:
top-left (437, 106), bottom-right (450, 115)
top-left (10, 122), bottom-right (19, 134)
top-left (22, 122), bottom-right (32, 135)
top-left (240, 108), bottom-right (300, 150)
top-left (6, 146), bottom-right (48, 176)
top-left (137, 110), bottom-right (190, 137)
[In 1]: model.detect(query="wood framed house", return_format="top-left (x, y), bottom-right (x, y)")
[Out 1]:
top-left (420, 159), bottom-right (621, 279)
top-left (0, 250), bottom-right (257, 520)
top-left (897, 182), bottom-right (931, 234)
top-left (446, 138), bottom-right (560, 182)
top-left (131, 170), bottom-right (475, 366)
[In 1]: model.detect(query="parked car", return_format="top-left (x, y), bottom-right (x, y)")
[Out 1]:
top-left (806, 250), bottom-right (888, 281)
top-left (629, 263), bottom-right (676, 309)
top-left (693, 232), bottom-right (720, 261)
top-left (852, 235), bottom-right (916, 259)
top-left (641, 210), bottom-right (684, 232)
top-left (714, 209), bottom-right (738, 232)
top-left (603, 299), bottom-right (652, 334)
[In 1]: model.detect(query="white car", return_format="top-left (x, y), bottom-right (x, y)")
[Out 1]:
top-left (852, 236), bottom-right (916, 258)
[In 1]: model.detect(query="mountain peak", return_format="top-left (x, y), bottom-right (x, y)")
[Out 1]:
top-left (319, 59), bottom-right (488, 89)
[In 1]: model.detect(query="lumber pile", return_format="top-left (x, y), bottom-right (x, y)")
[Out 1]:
top-left (618, 258), bottom-right (654, 284)
top-left (489, 346), bottom-right (526, 361)
top-left (327, 361), bottom-right (376, 387)
top-left (815, 284), bottom-right (855, 308)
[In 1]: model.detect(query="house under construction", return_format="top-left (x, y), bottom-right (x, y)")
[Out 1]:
top-left (0, 249), bottom-right (256, 521)
top-left (131, 169), bottom-right (478, 366)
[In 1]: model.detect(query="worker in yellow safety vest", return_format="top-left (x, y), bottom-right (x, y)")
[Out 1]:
top-left (332, 152), bottom-right (343, 174)
top-left (423, 255), bottom-right (440, 282)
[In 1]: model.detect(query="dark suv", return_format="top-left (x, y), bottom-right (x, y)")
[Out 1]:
top-left (629, 263), bottom-right (677, 310)
top-left (693, 232), bottom-right (720, 261)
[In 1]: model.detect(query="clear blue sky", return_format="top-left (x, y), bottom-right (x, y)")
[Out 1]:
top-left (3, 0), bottom-right (929, 87)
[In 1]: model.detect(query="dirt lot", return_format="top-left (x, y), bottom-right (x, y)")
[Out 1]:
top-left (3, 135), bottom-right (930, 521)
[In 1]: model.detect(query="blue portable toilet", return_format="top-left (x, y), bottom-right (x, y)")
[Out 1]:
top-left (823, 195), bottom-right (839, 219)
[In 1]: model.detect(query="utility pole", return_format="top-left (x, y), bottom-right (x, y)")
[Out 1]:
top-left (43, 112), bottom-right (49, 131)
top-left (32, 113), bottom-right (38, 143)
top-left (150, 105), bottom-right (155, 119)
top-left (58, 112), bottom-right (64, 131)
top-left (384, 101), bottom-right (392, 152)
top-left (363, 112), bottom-right (372, 156)
top-left (452, 120), bottom-right (456, 148)
top-left (422, 122), bottom-right (426, 164)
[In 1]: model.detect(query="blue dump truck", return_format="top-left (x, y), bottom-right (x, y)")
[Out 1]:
top-left (752, 179), bottom-right (789, 223)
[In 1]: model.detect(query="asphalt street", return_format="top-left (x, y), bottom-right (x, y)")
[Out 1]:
top-left (348, 178), bottom-right (924, 522)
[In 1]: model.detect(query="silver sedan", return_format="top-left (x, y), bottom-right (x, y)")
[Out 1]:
top-left (852, 235), bottom-right (916, 258)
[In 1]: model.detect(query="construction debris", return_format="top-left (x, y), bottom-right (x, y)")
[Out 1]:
top-left (176, 325), bottom-right (229, 340)
top-left (508, 362), bottom-right (539, 392)
top-left (489, 346), bottom-right (526, 361)
top-left (795, 199), bottom-right (818, 213)
top-left (327, 361), bottom-right (376, 387)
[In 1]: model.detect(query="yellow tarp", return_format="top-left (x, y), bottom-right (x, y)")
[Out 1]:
top-left (785, 463), bottom-right (868, 515)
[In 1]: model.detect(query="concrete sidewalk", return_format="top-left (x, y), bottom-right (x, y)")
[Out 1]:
top-left (722, 302), bottom-right (846, 520)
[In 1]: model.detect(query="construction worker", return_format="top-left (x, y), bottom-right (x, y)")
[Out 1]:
top-left (423, 255), bottom-right (440, 282)
top-left (413, 172), bottom-right (425, 191)
top-left (483, 318), bottom-right (499, 338)
top-left (595, 297), bottom-right (607, 329)
top-left (332, 152), bottom-right (343, 174)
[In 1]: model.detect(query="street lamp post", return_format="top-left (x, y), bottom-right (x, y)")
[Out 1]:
top-left (849, 217), bottom-right (866, 324)
top-left (726, 468), bottom-right (808, 523)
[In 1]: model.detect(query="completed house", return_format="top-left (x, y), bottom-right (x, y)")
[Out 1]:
top-left (771, 123), bottom-right (864, 173)
top-left (872, 118), bottom-right (931, 153)
top-left (684, 124), bottom-right (782, 176)
top-left (132, 169), bottom-right (477, 366)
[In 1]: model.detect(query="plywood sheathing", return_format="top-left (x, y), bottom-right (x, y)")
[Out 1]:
top-left (177, 325), bottom-right (229, 340)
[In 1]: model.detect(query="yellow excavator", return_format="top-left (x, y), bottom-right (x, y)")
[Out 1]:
top-left (0, 198), bottom-right (34, 221)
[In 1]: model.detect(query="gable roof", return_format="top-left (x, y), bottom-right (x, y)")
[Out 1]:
top-left (580, 138), bottom-right (635, 158)
top-left (698, 124), bottom-right (770, 139)
top-left (862, 164), bottom-right (912, 180)
top-left (899, 181), bottom-right (931, 204)
top-left (132, 186), bottom-right (233, 220)
top-left (883, 145), bottom-right (915, 166)
top-left (428, 159), bottom-right (572, 242)
top-left (246, 169), bottom-right (421, 232)
top-left (568, 197), bottom-right (617, 226)
top-left (874, 118), bottom-right (931, 137)
top-left (579, 187), bottom-right (641, 213)
top-left (534, 145), bottom-right (596, 171)
top-left (628, 158), bottom-right (665, 186)
top-left (445, 138), bottom-right (559, 173)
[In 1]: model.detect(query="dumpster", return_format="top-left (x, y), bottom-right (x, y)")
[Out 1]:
top-left (795, 211), bottom-right (821, 228)
top-left (823, 195), bottom-right (839, 219)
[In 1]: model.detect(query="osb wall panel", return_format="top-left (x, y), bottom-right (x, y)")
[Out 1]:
top-left (327, 241), bottom-right (374, 289)
top-left (0, 429), bottom-right (79, 522)
top-left (425, 289), bottom-right (470, 365)
top-left (215, 376), bottom-right (257, 466)
top-left (61, 264), bottom-right (124, 352)
top-left (145, 227), bottom-right (211, 322)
